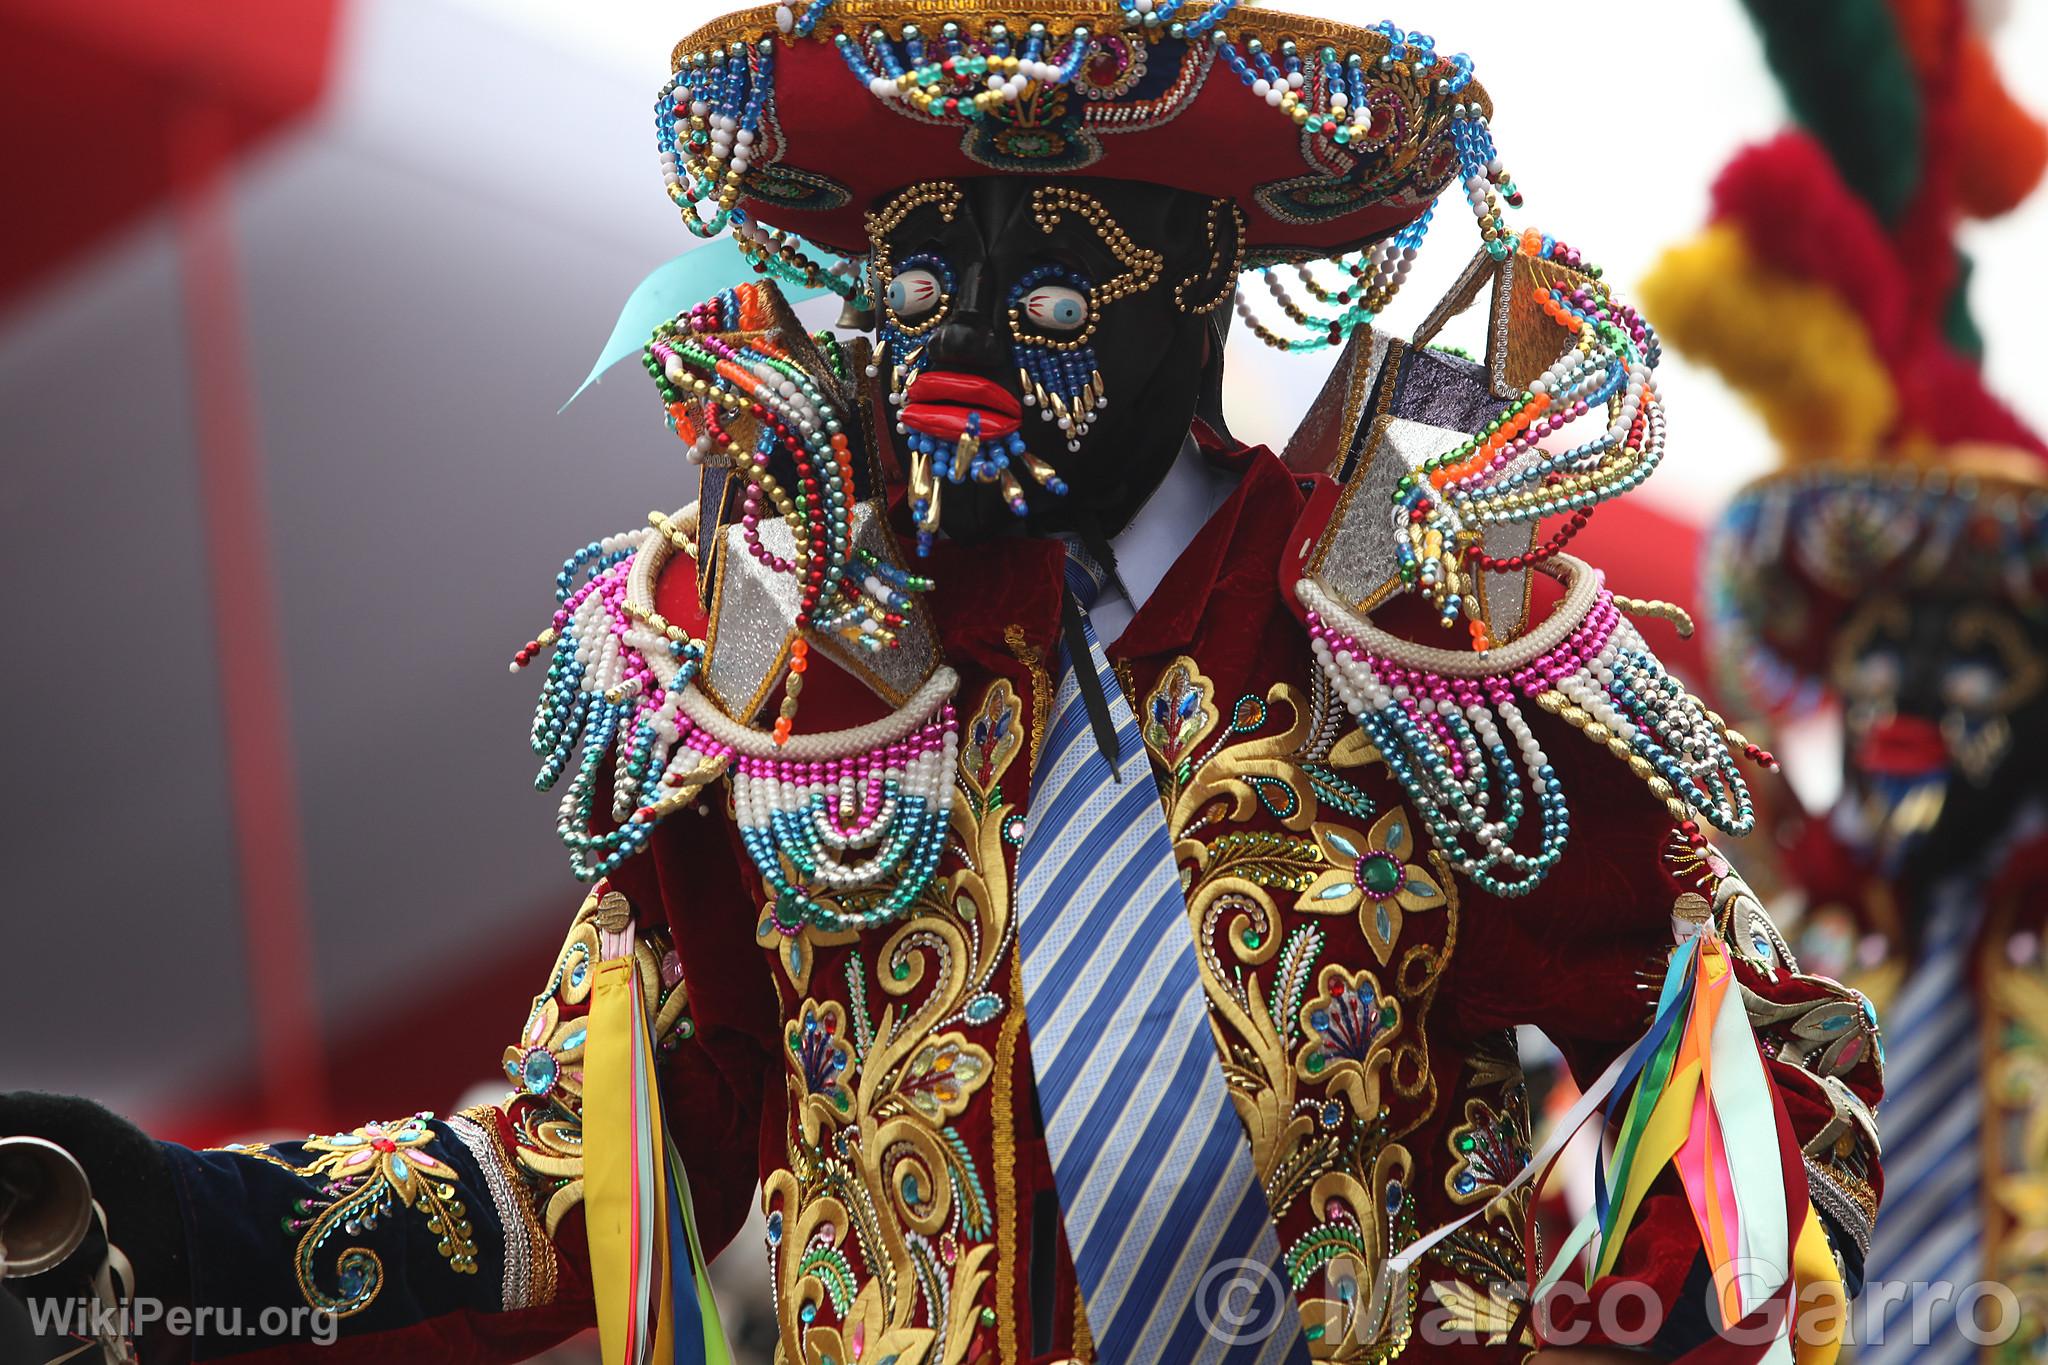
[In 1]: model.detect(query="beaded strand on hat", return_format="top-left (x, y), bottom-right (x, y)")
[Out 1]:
top-left (660, 8), bottom-right (1517, 375)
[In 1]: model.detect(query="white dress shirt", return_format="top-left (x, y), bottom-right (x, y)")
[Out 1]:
top-left (1082, 432), bottom-right (1242, 645)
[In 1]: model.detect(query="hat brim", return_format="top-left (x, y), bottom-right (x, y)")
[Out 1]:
top-left (1706, 456), bottom-right (2048, 710)
top-left (671, 2), bottom-right (1490, 261)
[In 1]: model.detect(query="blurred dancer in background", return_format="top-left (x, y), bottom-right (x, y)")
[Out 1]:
top-left (1647, 0), bottom-right (2048, 1357)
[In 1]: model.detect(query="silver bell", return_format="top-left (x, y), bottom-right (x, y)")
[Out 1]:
top-left (0, 1136), bottom-right (94, 1278)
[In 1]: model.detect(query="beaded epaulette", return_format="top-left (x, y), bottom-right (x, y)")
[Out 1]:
top-left (1299, 556), bottom-right (1766, 898)
top-left (517, 507), bottom-right (959, 930)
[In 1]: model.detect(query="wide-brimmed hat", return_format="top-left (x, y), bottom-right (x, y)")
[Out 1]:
top-left (661, 2), bottom-right (1501, 265)
top-left (1707, 450), bottom-right (2048, 711)
top-left (1642, 118), bottom-right (2048, 714)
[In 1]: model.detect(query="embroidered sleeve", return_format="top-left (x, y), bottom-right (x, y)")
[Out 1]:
top-left (151, 882), bottom-right (758, 1360)
top-left (157, 1106), bottom-right (574, 1359)
top-left (1702, 864), bottom-right (1885, 1290)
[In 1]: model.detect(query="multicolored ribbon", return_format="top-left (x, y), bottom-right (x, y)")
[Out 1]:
top-left (1541, 929), bottom-right (1843, 1365)
top-left (585, 920), bottom-right (733, 1365)
top-left (1386, 926), bottom-right (1842, 1365)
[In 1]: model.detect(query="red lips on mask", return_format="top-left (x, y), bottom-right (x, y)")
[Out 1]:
top-left (901, 371), bottom-right (1023, 442)
top-left (1854, 715), bottom-right (1950, 778)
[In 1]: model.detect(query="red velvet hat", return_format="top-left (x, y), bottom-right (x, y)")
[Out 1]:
top-left (659, 2), bottom-right (1503, 267)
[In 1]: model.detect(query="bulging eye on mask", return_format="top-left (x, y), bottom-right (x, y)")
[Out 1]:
top-left (864, 176), bottom-right (1245, 552)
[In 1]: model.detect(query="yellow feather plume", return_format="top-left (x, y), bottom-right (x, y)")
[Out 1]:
top-left (1638, 224), bottom-right (1898, 464)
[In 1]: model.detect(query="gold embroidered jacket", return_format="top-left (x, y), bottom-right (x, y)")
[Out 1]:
top-left (160, 448), bottom-right (1883, 1364)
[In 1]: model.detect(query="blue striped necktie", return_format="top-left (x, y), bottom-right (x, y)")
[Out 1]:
top-left (1859, 882), bottom-right (1983, 1365)
top-left (1013, 549), bottom-right (1308, 1364)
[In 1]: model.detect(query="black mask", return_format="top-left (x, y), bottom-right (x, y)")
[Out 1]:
top-left (1831, 590), bottom-right (2048, 884)
top-left (865, 176), bottom-right (1242, 550)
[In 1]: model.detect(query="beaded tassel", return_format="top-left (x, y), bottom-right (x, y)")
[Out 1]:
top-left (1225, 24), bottom-right (1511, 355)
top-left (520, 534), bottom-right (725, 883)
top-left (649, 282), bottom-right (933, 736)
top-left (1300, 560), bottom-right (1766, 898)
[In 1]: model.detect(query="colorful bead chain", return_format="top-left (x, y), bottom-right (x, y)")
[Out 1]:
top-left (518, 514), bottom-right (961, 920)
top-left (1235, 204), bottom-right (1436, 353)
top-left (1390, 231), bottom-right (1664, 644)
top-left (835, 21), bottom-right (1092, 117)
top-left (519, 526), bottom-right (722, 882)
top-left (1299, 557), bottom-right (1765, 897)
top-left (659, 40), bottom-right (774, 241)
top-left (646, 282), bottom-right (929, 736)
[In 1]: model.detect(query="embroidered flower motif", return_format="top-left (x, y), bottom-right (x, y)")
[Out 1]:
top-left (1294, 810), bottom-right (1447, 963)
top-left (299, 1115), bottom-right (434, 1185)
top-left (235, 1114), bottom-right (478, 1317)
top-left (891, 1034), bottom-right (992, 1124)
top-left (961, 681), bottom-right (1023, 806)
top-left (1444, 1097), bottom-right (1532, 1204)
top-left (1285, 1153), bottom-right (1416, 1346)
top-left (1297, 965), bottom-right (1400, 1119)
top-left (1144, 660), bottom-right (1218, 774)
top-left (992, 120), bottom-right (1072, 163)
top-left (757, 906), bottom-right (859, 994)
top-left (801, 1275), bottom-right (937, 1365)
top-left (503, 886), bottom-right (692, 1238)
top-left (1076, 31), bottom-right (1149, 100)
top-left (790, 1000), bottom-right (857, 1123)
top-left (505, 994), bottom-right (588, 1103)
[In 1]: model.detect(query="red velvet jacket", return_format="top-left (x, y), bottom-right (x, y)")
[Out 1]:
top-left (161, 448), bottom-right (1883, 1363)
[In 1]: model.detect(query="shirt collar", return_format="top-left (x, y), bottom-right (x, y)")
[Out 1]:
top-left (917, 441), bottom-right (1304, 673)
top-left (1086, 431), bottom-right (1241, 644)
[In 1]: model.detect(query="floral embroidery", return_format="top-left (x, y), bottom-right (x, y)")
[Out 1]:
top-left (961, 680), bottom-right (1023, 809)
top-left (897, 1036), bottom-right (991, 1123)
top-left (1135, 657), bottom-right (1434, 1357)
top-left (1443, 1097), bottom-right (1531, 1205)
top-left (226, 1114), bottom-right (478, 1318)
top-left (1284, 1151), bottom-right (1422, 1357)
top-left (504, 888), bottom-right (690, 1235)
top-left (1144, 659), bottom-right (1219, 777)
top-left (1428, 1045), bottom-right (1534, 1349)
top-left (790, 1000), bottom-right (858, 1124)
top-left (1295, 811), bottom-right (1447, 964)
top-left (760, 678), bottom-right (1022, 1365)
top-left (1297, 965), bottom-right (1400, 1119)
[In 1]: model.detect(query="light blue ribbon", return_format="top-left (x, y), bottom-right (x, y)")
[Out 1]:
top-left (560, 237), bottom-right (834, 412)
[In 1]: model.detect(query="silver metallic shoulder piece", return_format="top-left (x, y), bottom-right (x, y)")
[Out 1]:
top-left (698, 499), bottom-right (941, 726)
